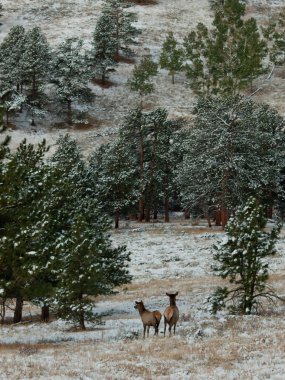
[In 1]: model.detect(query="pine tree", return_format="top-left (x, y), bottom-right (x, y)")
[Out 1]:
top-left (209, 197), bottom-right (282, 315)
top-left (101, 0), bottom-right (140, 59)
top-left (52, 38), bottom-right (93, 125)
top-left (118, 108), bottom-right (182, 222)
top-left (49, 135), bottom-right (131, 329)
top-left (184, 0), bottom-right (267, 96)
top-left (0, 25), bottom-right (26, 93)
top-left (89, 139), bottom-right (139, 228)
top-left (159, 32), bottom-right (184, 84)
top-left (0, 139), bottom-right (49, 322)
top-left (128, 56), bottom-right (158, 108)
top-left (263, 9), bottom-right (285, 78)
top-left (91, 11), bottom-right (117, 84)
top-left (21, 27), bottom-right (51, 100)
top-left (176, 96), bottom-right (285, 227)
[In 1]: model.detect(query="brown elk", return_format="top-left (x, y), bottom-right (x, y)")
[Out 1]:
top-left (164, 292), bottom-right (179, 337)
top-left (134, 300), bottom-right (162, 338)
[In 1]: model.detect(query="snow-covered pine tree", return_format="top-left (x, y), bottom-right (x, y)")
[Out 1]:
top-left (91, 11), bottom-right (117, 84)
top-left (118, 107), bottom-right (182, 222)
top-left (139, 108), bottom-right (183, 222)
top-left (183, 0), bottom-right (267, 96)
top-left (0, 139), bottom-right (50, 323)
top-left (209, 197), bottom-right (282, 315)
top-left (0, 26), bottom-right (27, 126)
top-left (21, 26), bottom-right (51, 100)
top-left (159, 32), bottom-right (184, 84)
top-left (263, 8), bottom-right (285, 78)
top-left (0, 25), bottom-right (26, 93)
top-left (128, 56), bottom-right (158, 108)
top-left (176, 95), bottom-right (285, 228)
top-left (89, 139), bottom-right (139, 228)
top-left (52, 38), bottom-right (93, 125)
top-left (48, 135), bottom-right (131, 329)
top-left (101, 0), bottom-right (140, 59)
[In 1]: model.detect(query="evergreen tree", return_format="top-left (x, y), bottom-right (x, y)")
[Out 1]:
top-left (21, 27), bottom-right (51, 99)
top-left (49, 135), bottom-right (131, 329)
top-left (176, 96), bottom-right (285, 227)
top-left (118, 108), bottom-right (182, 222)
top-left (209, 197), bottom-right (282, 315)
top-left (159, 32), bottom-right (184, 84)
top-left (184, 0), bottom-right (267, 96)
top-left (263, 9), bottom-right (285, 78)
top-left (101, 0), bottom-right (140, 58)
top-left (0, 139), bottom-right (49, 322)
top-left (52, 38), bottom-right (93, 125)
top-left (91, 11), bottom-right (117, 83)
top-left (128, 56), bottom-right (158, 108)
top-left (0, 25), bottom-right (26, 92)
top-left (89, 139), bottom-right (139, 228)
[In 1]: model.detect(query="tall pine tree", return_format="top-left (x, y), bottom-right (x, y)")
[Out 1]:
top-left (184, 0), bottom-right (267, 96)
top-left (209, 197), bottom-right (282, 315)
top-left (101, 0), bottom-right (140, 59)
top-left (52, 38), bottom-right (93, 125)
top-left (159, 32), bottom-right (184, 84)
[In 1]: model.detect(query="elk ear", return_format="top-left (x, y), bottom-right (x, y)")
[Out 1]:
top-left (140, 300), bottom-right (143, 303)
top-left (166, 292), bottom-right (170, 296)
top-left (135, 301), bottom-right (139, 304)
top-left (175, 291), bottom-right (179, 296)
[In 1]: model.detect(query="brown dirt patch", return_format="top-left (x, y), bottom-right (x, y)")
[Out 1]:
top-left (127, 0), bottom-right (158, 5)
top-left (92, 78), bottom-right (118, 89)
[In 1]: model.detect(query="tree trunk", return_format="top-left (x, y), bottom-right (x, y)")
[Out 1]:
top-left (32, 71), bottom-right (36, 99)
top-left (79, 293), bottom-right (86, 330)
top-left (145, 208), bottom-right (151, 222)
top-left (214, 209), bottom-right (221, 226)
top-left (221, 207), bottom-right (228, 229)
top-left (79, 314), bottom-right (86, 330)
top-left (13, 297), bottom-right (23, 323)
top-left (205, 209), bottom-right (212, 228)
top-left (139, 199), bottom-right (144, 222)
top-left (67, 100), bottom-right (72, 126)
top-left (184, 209), bottom-right (190, 219)
top-left (102, 69), bottom-right (106, 85)
top-left (41, 304), bottom-right (50, 322)
top-left (153, 209), bottom-right (158, 221)
top-left (164, 196), bottom-right (170, 222)
top-left (267, 206), bottom-right (273, 219)
top-left (0, 298), bottom-right (6, 324)
top-left (115, 213), bottom-right (119, 229)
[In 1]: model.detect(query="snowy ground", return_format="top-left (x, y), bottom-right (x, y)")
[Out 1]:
top-left (0, 218), bottom-right (285, 379)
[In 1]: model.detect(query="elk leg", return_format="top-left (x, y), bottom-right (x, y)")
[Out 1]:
top-left (147, 326), bottom-right (150, 337)
top-left (174, 324), bottom-right (176, 335)
top-left (154, 323), bottom-right (158, 336)
top-left (164, 318), bottom-right (167, 337)
top-left (143, 324), bottom-right (146, 339)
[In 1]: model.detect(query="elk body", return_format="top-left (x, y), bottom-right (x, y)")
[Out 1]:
top-left (134, 300), bottom-right (162, 338)
top-left (164, 292), bottom-right (179, 336)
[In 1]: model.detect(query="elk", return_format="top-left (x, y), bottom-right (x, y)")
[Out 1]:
top-left (164, 292), bottom-right (179, 337)
top-left (134, 300), bottom-right (162, 338)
